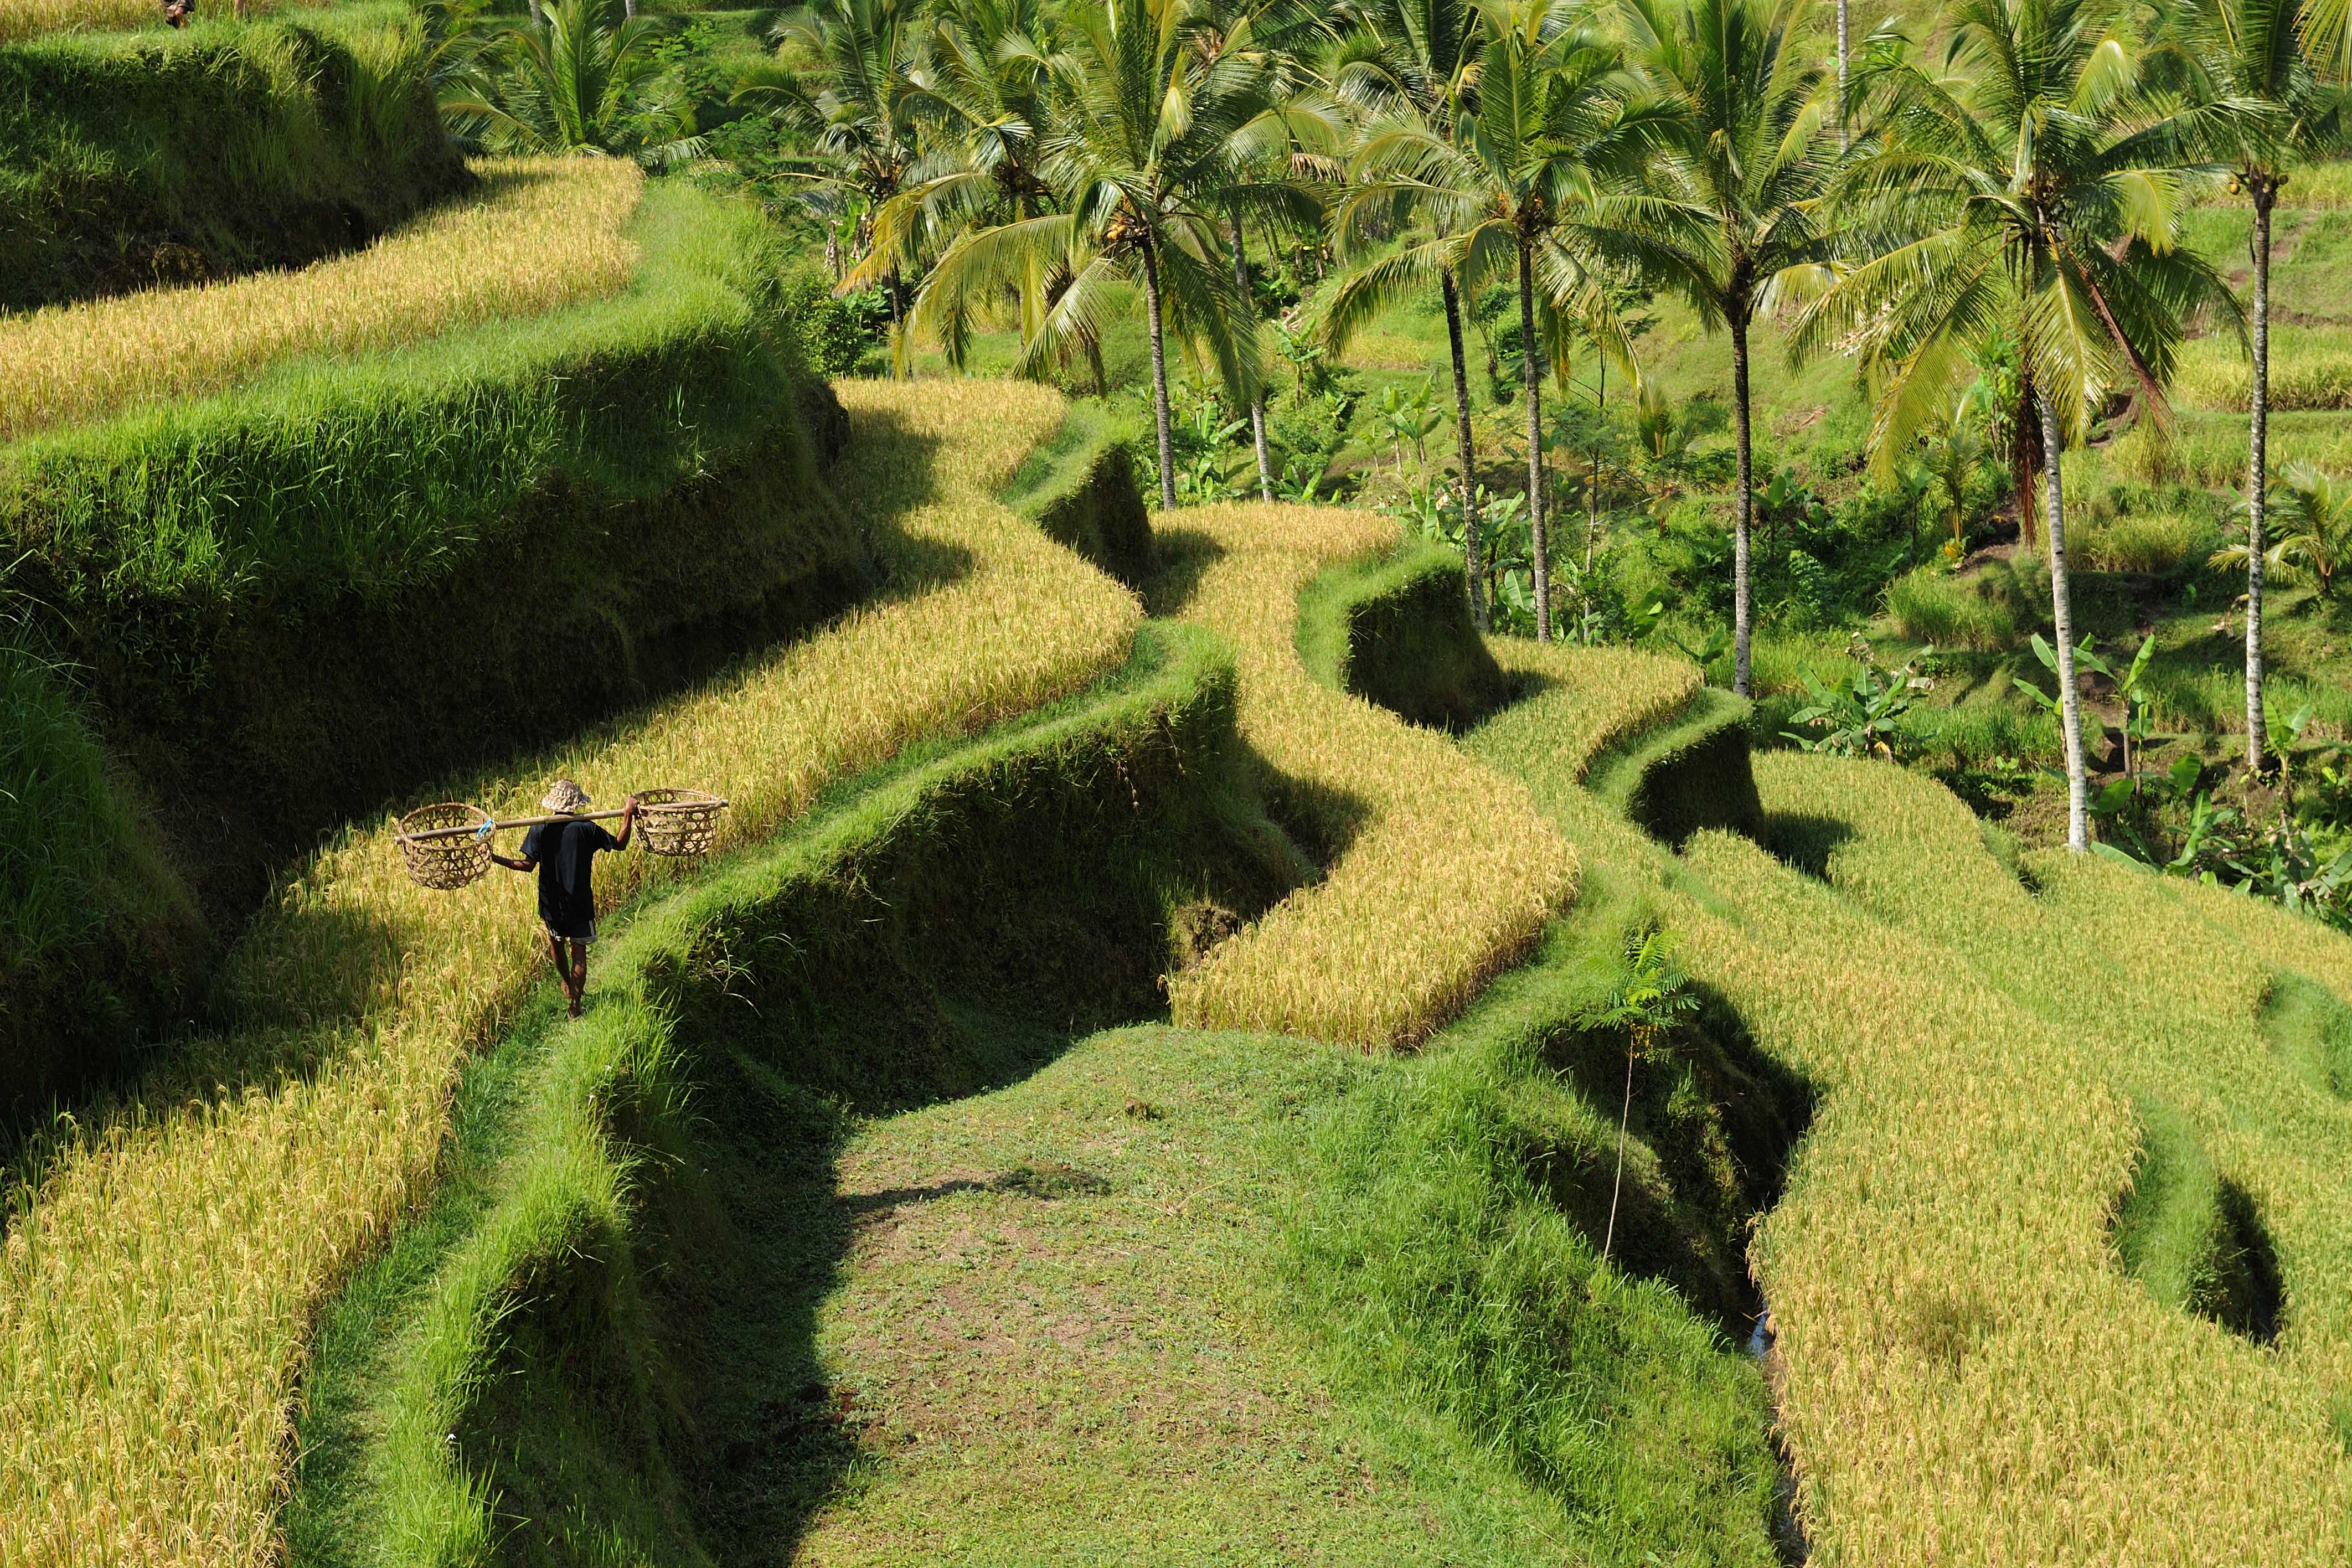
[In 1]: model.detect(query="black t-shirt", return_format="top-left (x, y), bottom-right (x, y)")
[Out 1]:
top-left (520, 818), bottom-right (621, 937)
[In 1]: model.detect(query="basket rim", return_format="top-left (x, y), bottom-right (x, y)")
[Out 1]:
top-left (635, 787), bottom-right (727, 809)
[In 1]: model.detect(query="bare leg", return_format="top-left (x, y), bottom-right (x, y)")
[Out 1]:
top-left (544, 932), bottom-right (570, 994)
top-left (568, 940), bottom-right (588, 1018)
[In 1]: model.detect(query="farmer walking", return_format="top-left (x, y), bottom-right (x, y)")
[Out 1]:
top-left (492, 778), bottom-right (636, 1018)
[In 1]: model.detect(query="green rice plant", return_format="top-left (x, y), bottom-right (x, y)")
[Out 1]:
top-left (0, 10), bottom-right (463, 305)
top-left (0, 157), bottom-right (642, 441)
top-left (1887, 564), bottom-right (2021, 649)
top-left (0, 379), bottom-right (1142, 1565)
top-left (1153, 502), bottom-right (1574, 1046)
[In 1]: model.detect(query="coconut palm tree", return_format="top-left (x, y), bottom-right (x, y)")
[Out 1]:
top-left (1616, 0), bottom-right (1837, 696)
top-left (1192, 0), bottom-right (1348, 501)
top-left (2147, 0), bottom-right (2341, 775)
top-left (736, 0), bottom-right (939, 368)
top-left (909, 0), bottom-right (1294, 509)
top-left (844, 0), bottom-right (1066, 364)
top-left (1334, 0), bottom-right (1659, 639)
top-left (1794, 0), bottom-right (2253, 850)
top-left (1322, 0), bottom-right (1494, 620)
top-left (442, 0), bottom-right (704, 166)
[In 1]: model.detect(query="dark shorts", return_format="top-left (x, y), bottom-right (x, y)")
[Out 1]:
top-left (545, 920), bottom-right (597, 945)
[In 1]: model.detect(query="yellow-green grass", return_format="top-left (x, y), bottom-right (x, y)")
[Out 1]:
top-left (0, 157), bottom-right (639, 443)
top-left (0, 380), bottom-right (1139, 1566)
top-left (1150, 504), bottom-right (1574, 1045)
top-left (1673, 752), bottom-right (2352, 1563)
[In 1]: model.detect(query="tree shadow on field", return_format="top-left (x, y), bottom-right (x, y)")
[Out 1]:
top-left (0, 400), bottom-right (975, 1216)
top-left (1755, 813), bottom-right (1856, 884)
top-left (1142, 526), bottom-right (1229, 617)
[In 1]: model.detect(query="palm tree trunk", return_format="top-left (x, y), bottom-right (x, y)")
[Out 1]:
top-left (1442, 267), bottom-right (1487, 629)
top-left (1141, 235), bottom-right (1178, 512)
top-left (1520, 245), bottom-right (1550, 642)
top-left (1230, 221), bottom-right (1273, 502)
top-left (2037, 388), bottom-right (2090, 852)
top-left (2248, 184), bottom-right (2273, 775)
top-left (1087, 336), bottom-right (1109, 400)
top-left (1730, 317), bottom-right (1755, 695)
top-left (1836, 0), bottom-right (1849, 151)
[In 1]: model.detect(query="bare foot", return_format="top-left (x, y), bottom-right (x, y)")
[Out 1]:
top-left (567, 995), bottom-right (583, 1020)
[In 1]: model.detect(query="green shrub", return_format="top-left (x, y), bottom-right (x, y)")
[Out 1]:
top-left (775, 266), bottom-right (890, 377)
top-left (2, 180), bottom-right (863, 915)
top-left (1295, 540), bottom-right (1508, 731)
top-left (1887, 565), bottom-right (2021, 649)
top-left (0, 9), bottom-right (469, 311)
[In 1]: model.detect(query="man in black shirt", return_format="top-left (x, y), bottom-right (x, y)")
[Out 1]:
top-left (492, 778), bottom-right (637, 1018)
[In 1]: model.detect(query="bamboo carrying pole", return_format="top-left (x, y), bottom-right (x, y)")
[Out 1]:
top-left (397, 798), bottom-right (729, 844)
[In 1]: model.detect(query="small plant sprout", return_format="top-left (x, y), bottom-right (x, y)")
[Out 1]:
top-left (1590, 927), bottom-right (1700, 1266)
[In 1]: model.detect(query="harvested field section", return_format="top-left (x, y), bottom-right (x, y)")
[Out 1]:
top-left (1693, 752), bottom-right (2352, 1564)
top-left (1153, 506), bottom-right (1572, 1046)
top-left (0, 381), bottom-right (1136, 1567)
top-left (0, 158), bottom-right (639, 442)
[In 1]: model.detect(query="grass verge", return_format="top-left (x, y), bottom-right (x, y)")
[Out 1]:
top-left (1295, 539), bottom-right (1509, 731)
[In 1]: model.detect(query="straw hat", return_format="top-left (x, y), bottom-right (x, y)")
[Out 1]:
top-left (540, 778), bottom-right (592, 814)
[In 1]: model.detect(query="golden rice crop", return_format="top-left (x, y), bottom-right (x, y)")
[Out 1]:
top-left (1156, 503), bottom-right (1574, 1046)
top-left (0, 379), bottom-right (1139, 1566)
top-left (0, 158), bottom-right (641, 443)
top-left (1667, 751), bottom-right (2352, 1564)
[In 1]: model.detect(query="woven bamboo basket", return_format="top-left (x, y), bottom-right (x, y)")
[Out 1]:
top-left (396, 803), bottom-right (494, 890)
top-left (636, 788), bottom-right (726, 857)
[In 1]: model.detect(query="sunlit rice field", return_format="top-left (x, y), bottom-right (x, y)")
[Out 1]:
top-left (0, 158), bottom-right (640, 442)
top-left (1672, 751), bottom-right (2352, 1564)
top-left (0, 380), bottom-right (1139, 1566)
top-left (1155, 504), bottom-right (1574, 1046)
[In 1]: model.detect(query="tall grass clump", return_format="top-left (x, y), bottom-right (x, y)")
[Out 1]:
top-left (2176, 327), bottom-right (2352, 411)
top-left (1887, 565), bottom-right (2021, 649)
top-left (1152, 504), bottom-right (1573, 1046)
top-left (0, 380), bottom-right (1140, 1566)
top-left (0, 10), bottom-right (465, 304)
top-left (0, 157), bottom-right (641, 441)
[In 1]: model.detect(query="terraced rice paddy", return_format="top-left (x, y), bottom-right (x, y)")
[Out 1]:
top-left (0, 159), bottom-right (641, 442)
top-left (1675, 756), bottom-right (2352, 1563)
top-left (0, 380), bottom-right (1137, 1565)
top-left (1152, 504), bottom-right (1574, 1045)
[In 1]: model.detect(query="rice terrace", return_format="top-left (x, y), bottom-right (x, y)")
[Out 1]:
top-left (18, 0), bottom-right (2352, 1561)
